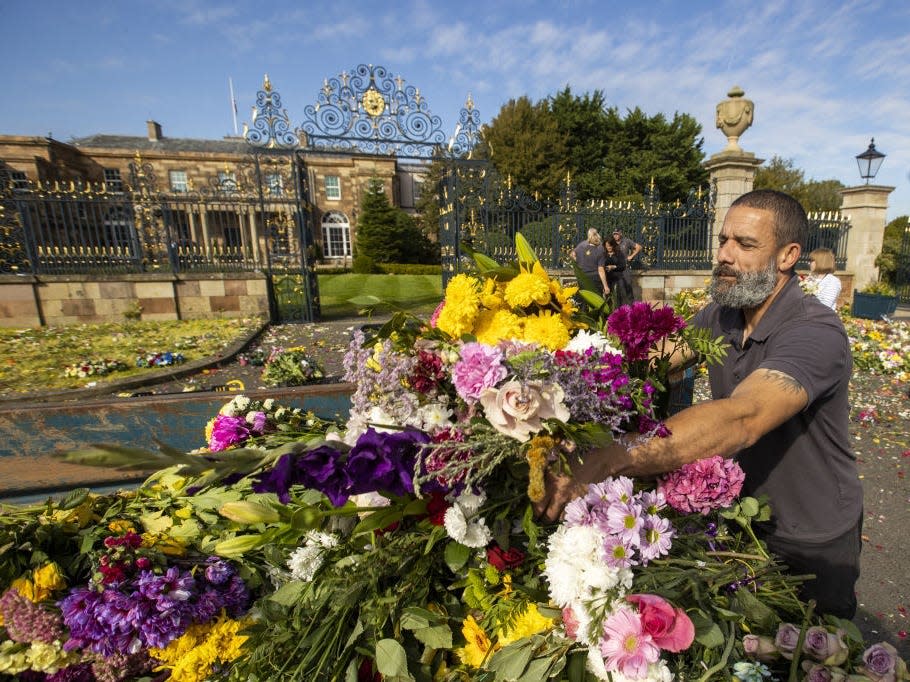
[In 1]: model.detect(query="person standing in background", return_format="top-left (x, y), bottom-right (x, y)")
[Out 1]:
top-left (611, 229), bottom-right (642, 302)
top-left (807, 247), bottom-right (841, 310)
top-left (604, 236), bottom-right (629, 307)
top-left (571, 228), bottom-right (610, 295)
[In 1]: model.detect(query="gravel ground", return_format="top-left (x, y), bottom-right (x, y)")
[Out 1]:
top-left (45, 318), bottom-right (910, 657)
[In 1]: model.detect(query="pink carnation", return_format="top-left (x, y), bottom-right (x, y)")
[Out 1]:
top-left (658, 455), bottom-right (745, 515)
top-left (209, 414), bottom-right (251, 452)
top-left (452, 342), bottom-right (508, 402)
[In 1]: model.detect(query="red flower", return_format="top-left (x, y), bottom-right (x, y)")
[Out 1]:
top-left (486, 544), bottom-right (526, 571)
top-left (426, 492), bottom-right (449, 526)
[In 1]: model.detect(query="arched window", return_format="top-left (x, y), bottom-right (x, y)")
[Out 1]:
top-left (321, 211), bottom-right (351, 258)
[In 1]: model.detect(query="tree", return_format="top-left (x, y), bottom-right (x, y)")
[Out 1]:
top-left (754, 156), bottom-right (844, 212)
top-left (875, 215), bottom-right (909, 285)
top-left (355, 177), bottom-right (438, 264)
top-left (478, 96), bottom-right (568, 200)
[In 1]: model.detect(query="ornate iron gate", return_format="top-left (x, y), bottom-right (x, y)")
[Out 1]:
top-left (896, 222), bottom-right (910, 304)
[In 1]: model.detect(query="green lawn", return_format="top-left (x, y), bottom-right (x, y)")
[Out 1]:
top-left (318, 273), bottom-right (443, 319)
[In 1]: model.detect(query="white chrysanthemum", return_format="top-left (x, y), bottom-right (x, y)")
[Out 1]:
top-left (343, 412), bottom-right (369, 445)
top-left (443, 490), bottom-right (492, 548)
top-left (544, 525), bottom-right (631, 607)
top-left (418, 403), bottom-right (454, 431)
top-left (366, 405), bottom-right (397, 432)
top-left (603, 661), bottom-right (673, 682)
top-left (287, 532), bottom-right (338, 581)
top-left (564, 329), bottom-right (622, 356)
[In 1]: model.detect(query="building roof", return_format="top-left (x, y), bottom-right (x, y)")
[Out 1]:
top-left (71, 134), bottom-right (250, 155)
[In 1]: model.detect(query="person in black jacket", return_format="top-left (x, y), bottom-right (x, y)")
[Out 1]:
top-left (604, 236), bottom-right (629, 307)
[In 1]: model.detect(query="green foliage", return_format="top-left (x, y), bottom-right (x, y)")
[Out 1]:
top-left (376, 263), bottom-right (442, 275)
top-left (352, 253), bottom-right (379, 274)
top-left (860, 280), bottom-right (896, 296)
top-left (356, 177), bottom-right (439, 264)
top-left (477, 96), bottom-right (569, 200)
top-left (754, 156), bottom-right (844, 212)
top-left (875, 215), bottom-right (909, 285)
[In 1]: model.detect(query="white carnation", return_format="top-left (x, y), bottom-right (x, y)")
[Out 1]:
top-left (564, 329), bottom-right (622, 356)
top-left (287, 531), bottom-right (338, 582)
top-left (418, 403), bottom-right (453, 431)
top-left (263, 398), bottom-right (275, 410)
top-left (544, 525), bottom-right (630, 607)
top-left (443, 490), bottom-right (492, 548)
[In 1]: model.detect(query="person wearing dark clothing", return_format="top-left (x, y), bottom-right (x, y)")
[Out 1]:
top-left (611, 229), bottom-right (641, 301)
top-left (538, 190), bottom-right (863, 619)
top-left (604, 237), bottom-right (630, 307)
top-left (571, 228), bottom-right (609, 295)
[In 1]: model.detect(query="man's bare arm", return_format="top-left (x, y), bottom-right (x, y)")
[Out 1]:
top-left (534, 368), bottom-right (808, 521)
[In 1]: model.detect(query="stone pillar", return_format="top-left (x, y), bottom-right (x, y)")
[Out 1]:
top-left (840, 184), bottom-right (895, 292)
top-left (704, 152), bottom-right (764, 247)
top-left (704, 86), bottom-right (764, 252)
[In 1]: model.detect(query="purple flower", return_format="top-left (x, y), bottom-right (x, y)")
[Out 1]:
top-left (209, 414), bottom-right (251, 451)
top-left (253, 445), bottom-right (348, 505)
top-left (47, 663), bottom-right (96, 682)
top-left (861, 641), bottom-right (902, 681)
top-left (137, 566), bottom-right (196, 606)
top-left (248, 410), bottom-right (268, 433)
top-left (607, 302), bottom-right (686, 362)
top-left (347, 428), bottom-right (430, 498)
top-left (204, 557), bottom-right (234, 585)
top-left (774, 622), bottom-right (802, 660)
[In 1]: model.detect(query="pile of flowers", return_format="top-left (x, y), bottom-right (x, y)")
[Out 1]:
top-left (62, 358), bottom-right (128, 380)
top-left (260, 345), bottom-right (325, 387)
top-left (843, 316), bottom-right (910, 381)
top-left (3, 235), bottom-right (907, 681)
top-left (136, 350), bottom-right (186, 368)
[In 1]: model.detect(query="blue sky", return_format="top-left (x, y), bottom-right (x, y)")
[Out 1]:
top-left (2, 0), bottom-right (909, 219)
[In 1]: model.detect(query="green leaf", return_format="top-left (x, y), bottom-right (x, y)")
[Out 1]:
top-left (578, 289), bottom-right (606, 309)
top-left (444, 541), bottom-right (472, 571)
top-left (269, 580), bottom-right (305, 606)
top-left (690, 612), bottom-right (725, 648)
top-left (352, 506), bottom-right (404, 536)
top-left (375, 639), bottom-right (414, 681)
top-left (514, 232), bottom-right (539, 267)
top-left (400, 607), bottom-right (453, 649)
top-left (487, 638), bottom-right (534, 679)
top-left (739, 497), bottom-right (760, 518)
top-left (733, 587), bottom-right (778, 631)
top-left (59, 488), bottom-right (90, 510)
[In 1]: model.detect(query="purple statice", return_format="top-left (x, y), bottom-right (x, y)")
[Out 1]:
top-left (0, 587), bottom-right (66, 643)
top-left (607, 302), bottom-right (686, 362)
top-left (203, 557), bottom-right (233, 585)
top-left (553, 347), bottom-right (638, 430)
top-left (344, 334), bottom-right (419, 426)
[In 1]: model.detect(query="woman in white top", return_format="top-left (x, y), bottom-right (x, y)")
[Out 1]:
top-left (808, 247), bottom-right (841, 310)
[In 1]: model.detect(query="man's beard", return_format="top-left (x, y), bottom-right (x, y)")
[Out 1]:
top-left (709, 259), bottom-right (778, 308)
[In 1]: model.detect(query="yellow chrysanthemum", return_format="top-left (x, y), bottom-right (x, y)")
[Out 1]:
top-left (480, 277), bottom-right (506, 311)
top-left (523, 310), bottom-right (571, 351)
top-left (436, 274), bottom-right (483, 338)
top-left (497, 603), bottom-right (555, 646)
top-left (474, 309), bottom-right (525, 346)
top-left (457, 615), bottom-right (499, 668)
top-left (204, 417), bottom-right (216, 444)
top-left (142, 532), bottom-right (187, 557)
top-left (108, 519), bottom-right (135, 534)
top-left (10, 577), bottom-right (38, 602)
top-left (503, 269), bottom-right (551, 309)
top-left (32, 563), bottom-right (66, 596)
top-left (151, 617), bottom-right (250, 682)
top-left (549, 278), bottom-right (579, 318)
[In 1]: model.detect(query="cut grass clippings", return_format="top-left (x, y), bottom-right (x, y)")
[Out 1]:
top-left (0, 317), bottom-right (264, 395)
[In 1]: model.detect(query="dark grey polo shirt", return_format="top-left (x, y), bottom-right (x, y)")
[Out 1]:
top-left (692, 275), bottom-right (862, 543)
top-left (573, 241), bottom-right (606, 281)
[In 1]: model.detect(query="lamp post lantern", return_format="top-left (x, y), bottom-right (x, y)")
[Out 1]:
top-left (856, 138), bottom-right (885, 184)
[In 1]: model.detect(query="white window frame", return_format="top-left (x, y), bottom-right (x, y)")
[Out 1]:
top-left (265, 173), bottom-right (284, 196)
top-left (324, 175), bottom-right (341, 200)
top-left (321, 211), bottom-right (351, 258)
top-left (169, 170), bottom-right (188, 193)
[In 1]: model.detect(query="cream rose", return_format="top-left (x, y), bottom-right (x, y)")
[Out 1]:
top-left (478, 380), bottom-right (569, 442)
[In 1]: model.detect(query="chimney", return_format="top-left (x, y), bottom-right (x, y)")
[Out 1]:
top-left (146, 120), bottom-right (163, 141)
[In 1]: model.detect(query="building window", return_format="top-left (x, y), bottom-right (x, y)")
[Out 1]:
top-left (321, 211), bottom-right (351, 258)
top-left (265, 173), bottom-right (284, 197)
top-left (103, 168), bottom-right (123, 192)
top-left (10, 170), bottom-right (29, 191)
top-left (218, 171), bottom-right (237, 192)
top-left (324, 175), bottom-right (341, 200)
top-left (169, 170), bottom-right (188, 193)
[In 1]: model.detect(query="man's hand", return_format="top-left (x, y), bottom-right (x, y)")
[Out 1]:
top-left (533, 441), bottom-right (631, 523)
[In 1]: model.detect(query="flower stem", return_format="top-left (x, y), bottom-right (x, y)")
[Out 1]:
top-left (696, 620), bottom-right (736, 682)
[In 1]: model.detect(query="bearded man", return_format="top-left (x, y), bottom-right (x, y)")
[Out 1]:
top-left (537, 189), bottom-right (863, 619)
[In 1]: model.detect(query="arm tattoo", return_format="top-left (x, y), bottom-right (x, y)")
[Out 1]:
top-left (760, 369), bottom-right (804, 394)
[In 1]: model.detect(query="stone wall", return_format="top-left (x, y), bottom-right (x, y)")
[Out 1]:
top-left (0, 272), bottom-right (269, 327)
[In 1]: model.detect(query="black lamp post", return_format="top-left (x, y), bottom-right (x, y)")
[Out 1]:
top-left (856, 138), bottom-right (886, 184)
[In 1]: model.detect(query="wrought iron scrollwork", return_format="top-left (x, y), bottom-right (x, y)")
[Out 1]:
top-left (244, 75), bottom-right (300, 150)
top-left (299, 63), bottom-right (448, 157)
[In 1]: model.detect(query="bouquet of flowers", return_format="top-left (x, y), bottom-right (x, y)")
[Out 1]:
top-left (260, 345), bottom-right (326, 387)
top-left (62, 358), bottom-right (128, 380)
top-left (136, 350), bottom-right (186, 368)
top-left (5, 234), bottom-right (905, 681)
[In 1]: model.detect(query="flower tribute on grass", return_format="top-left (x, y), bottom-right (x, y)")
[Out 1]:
top-left (3, 234), bottom-right (906, 681)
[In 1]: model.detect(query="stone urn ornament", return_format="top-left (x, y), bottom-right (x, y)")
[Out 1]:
top-left (716, 85), bottom-right (754, 152)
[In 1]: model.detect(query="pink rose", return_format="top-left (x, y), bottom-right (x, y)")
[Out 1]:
top-left (804, 626), bottom-right (849, 666)
top-left (860, 641), bottom-right (908, 682)
top-left (452, 342), bottom-right (507, 402)
top-left (774, 622), bottom-right (802, 660)
top-left (801, 662), bottom-right (848, 682)
top-left (478, 379), bottom-right (569, 442)
top-left (742, 634), bottom-right (779, 663)
top-left (625, 594), bottom-right (694, 653)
